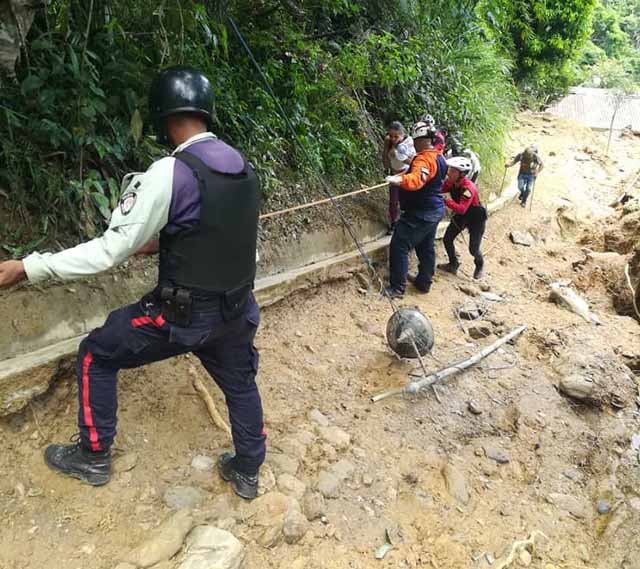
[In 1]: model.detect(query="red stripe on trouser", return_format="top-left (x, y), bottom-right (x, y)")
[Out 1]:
top-left (81, 352), bottom-right (101, 451)
top-left (131, 314), bottom-right (166, 328)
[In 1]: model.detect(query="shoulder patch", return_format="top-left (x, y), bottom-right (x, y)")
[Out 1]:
top-left (119, 191), bottom-right (137, 216)
top-left (463, 189), bottom-right (472, 198)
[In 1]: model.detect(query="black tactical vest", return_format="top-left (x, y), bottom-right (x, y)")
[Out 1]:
top-left (158, 150), bottom-right (260, 295)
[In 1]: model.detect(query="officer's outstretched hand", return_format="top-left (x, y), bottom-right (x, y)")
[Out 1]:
top-left (0, 260), bottom-right (27, 289)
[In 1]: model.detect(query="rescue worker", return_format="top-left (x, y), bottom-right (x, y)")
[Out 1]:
top-left (438, 157), bottom-right (487, 280)
top-left (384, 122), bottom-right (448, 297)
top-left (381, 121), bottom-right (416, 233)
top-left (447, 137), bottom-right (481, 184)
top-left (505, 144), bottom-right (544, 207)
top-left (0, 67), bottom-right (266, 500)
top-left (421, 113), bottom-right (446, 153)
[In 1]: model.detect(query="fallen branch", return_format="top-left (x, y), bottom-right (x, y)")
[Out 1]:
top-left (188, 365), bottom-right (232, 437)
top-left (372, 325), bottom-right (527, 402)
top-left (494, 530), bottom-right (548, 569)
top-left (624, 262), bottom-right (640, 321)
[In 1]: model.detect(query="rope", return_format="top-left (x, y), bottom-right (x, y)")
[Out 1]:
top-left (259, 182), bottom-right (388, 220)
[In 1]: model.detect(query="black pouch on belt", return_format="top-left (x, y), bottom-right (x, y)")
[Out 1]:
top-left (160, 287), bottom-right (193, 326)
top-left (221, 283), bottom-right (252, 322)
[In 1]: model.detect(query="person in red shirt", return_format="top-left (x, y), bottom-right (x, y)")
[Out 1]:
top-left (438, 156), bottom-right (487, 279)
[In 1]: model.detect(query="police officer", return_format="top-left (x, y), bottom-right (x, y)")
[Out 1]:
top-left (384, 122), bottom-right (448, 297)
top-left (438, 156), bottom-right (487, 280)
top-left (0, 67), bottom-right (266, 500)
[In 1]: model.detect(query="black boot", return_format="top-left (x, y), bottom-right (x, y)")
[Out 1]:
top-left (218, 452), bottom-right (259, 500)
top-left (44, 437), bottom-right (111, 486)
top-left (437, 261), bottom-right (459, 275)
top-left (473, 264), bottom-right (484, 280)
top-left (407, 273), bottom-right (431, 293)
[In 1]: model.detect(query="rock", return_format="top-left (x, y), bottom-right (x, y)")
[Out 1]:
top-left (467, 400), bottom-right (482, 415)
top-left (317, 426), bottom-right (351, 449)
top-left (268, 453), bottom-right (300, 476)
top-left (458, 302), bottom-right (482, 321)
top-left (317, 471), bottom-right (341, 498)
top-left (547, 493), bottom-right (589, 519)
top-left (510, 231), bottom-right (535, 247)
top-left (248, 492), bottom-right (290, 548)
top-left (468, 322), bottom-right (493, 340)
top-left (302, 491), bottom-right (326, 521)
top-left (258, 465), bottom-right (276, 496)
top-left (558, 375), bottom-right (595, 400)
top-left (562, 467), bottom-right (581, 481)
top-left (283, 507), bottom-right (309, 544)
top-left (113, 453), bottom-right (138, 474)
top-left (277, 474), bottom-right (306, 501)
top-left (578, 544), bottom-right (590, 562)
top-left (597, 499), bottom-right (612, 514)
top-left (459, 284), bottom-right (481, 297)
top-left (330, 459), bottom-right (355, 481)
top-left (519, 549), bottom-right (532, 566)
top-left (178, 525), bottom-right (245, 569)
top-left (191, 455), bottom-right (215, 472)
top-left (81, 543), bottom-right (95, 555)
top-left (629, 497), bottom-right (640, 511)
top-left (352, 447), bottom-right (366, 460)
top-left (308, 408), bottom-right (330, 427)
top-left (296, 430), bottom-right (316, 446)
top-left (441, 464), bottom-right (470, 505)
top-left (278, 437), bottom-right (308, 459)
top-left (124, 508), bottom-right (194, 568)
top-left (164, 486), bottom-right (205, 510)
top-left (362, 473), bottom-right (374, 487)
top-left (484, 446), bottom-right (509, 464)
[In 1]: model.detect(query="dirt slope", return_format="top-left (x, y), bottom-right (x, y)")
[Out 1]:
top-left (1, 114), bottom-right (640, 569)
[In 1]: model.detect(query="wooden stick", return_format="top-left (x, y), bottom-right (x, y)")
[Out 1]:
top-left (624, 262), bottom-right (640, 321)
top-left (259, 182), bottom-right (388, 220)
top-left (372, 325), bottom-right (527, 402)
top-left (494, 530), bottom-right (548, 569)
top-left (188, 365), bottom-right (232, 437)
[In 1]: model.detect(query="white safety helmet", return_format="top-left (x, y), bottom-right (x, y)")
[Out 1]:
top-left (412, 121), bottom-right (437, 140)
top-left (446, 156), bottom-right (472, 175)
top-left (421, 113), bottom-right (435, 126)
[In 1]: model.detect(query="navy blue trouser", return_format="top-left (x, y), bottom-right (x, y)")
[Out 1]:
top-left (389, 211), bottom-right (443, 292)
top-left (76, 292), bottom-right (265, 474)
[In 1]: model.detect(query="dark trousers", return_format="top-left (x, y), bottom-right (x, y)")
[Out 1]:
top-left (76, 292), bottom-right (265, 474)
top-left (390, 212), bottom-right (442, 292)
top-left (518, 173), bottom-right (536, 204)
top-left (443, 214), bottom-right (486, 269)
top-left (388, 184), bottom-right (400, 224)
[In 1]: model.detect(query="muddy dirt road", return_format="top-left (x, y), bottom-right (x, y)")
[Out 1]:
top-left (1, 114), bottom-right (640, 569)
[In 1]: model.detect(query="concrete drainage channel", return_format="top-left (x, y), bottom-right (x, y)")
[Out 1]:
top-left (0, 183), bottom-right (518, 416)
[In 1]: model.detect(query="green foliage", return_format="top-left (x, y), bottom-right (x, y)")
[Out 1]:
top-left (0, 0), bottom-right (515, 255)
top-left (479, 0), bottom-right (598, 103)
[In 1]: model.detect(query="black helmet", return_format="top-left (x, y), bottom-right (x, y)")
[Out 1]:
top-left (149, 66), bottom-right (214, 145)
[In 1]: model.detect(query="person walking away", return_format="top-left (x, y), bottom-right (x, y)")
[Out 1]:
top-left (438, 157), bottom-right (487, 280)
top-left (0, 67), bottom-right (266, 500)
top-left (448, 137), bottom-right (481, 184)
top-left (384, 122), bottom-right (448, 297)
top-left (382, 121), bottom-right (416, 233)
top-left (505, 144), bottom-right (543, 207)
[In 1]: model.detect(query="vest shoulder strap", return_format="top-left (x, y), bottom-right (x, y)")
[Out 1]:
top-left (174, 150), bottom-right (249, 179)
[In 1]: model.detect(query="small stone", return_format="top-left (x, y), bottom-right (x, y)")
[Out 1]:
top-left (113, 453), bottom-right (138, 474)
top-left (467, 400), bottom-right (482, 415)
top-left (317, 471), bottom-right (341, 498)
top-left (269, 453), bottom-right (300, 476)
top-left (562, 467), bottom-right (581, 481)
top-left (578, 544), bottom-right (590, 562)
top-left (519, 549), bottom-right (532, 566)
top-left (179, 525), bottom-right (245, 569)
top-left (629, 497), bottom-right (640, 511)
top-left (362, 474), bottom-right (374, 487)
top-left (296, 430), bottom-right (316, 446)
top-left (190, 455), bottom-right (215, 472)
top-left (317, 426), bottom-right (351, 449)
top-left (277, 474), bottom-right (306, 501)
top-left (330, 459), bottom-right (355, 481)
top-left (302, 491), bottom-right (325, 521)
top-left (81, 544), bottom-right (95, 555)
top-left (442, 464), bottom-right (470, 505)
top-left (308, 408), bottom-right (330, 427)
top-left (283, 507), bottom-right (309, 544)
top-left (547, 493), bottom-right (589, 519)
top-left (352, 447), bottom-right (367, 460)
top-left (163, 486), bottom-right (205, 510)
top-left (258, 465), bottom-right (276, 496)
top-left (597, 499), bottom-right (612, 514)
top-left (484, 446), bottom-right (510, 464)
top-left (485, 552), bottom-right (495, 564)
top-left (510, 230), bottom-right (535, 247)
top-left (468, 322), bottom-right (493, 340)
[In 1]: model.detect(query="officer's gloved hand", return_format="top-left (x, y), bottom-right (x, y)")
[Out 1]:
top-left (385, 174), bottom-right (403, 185)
